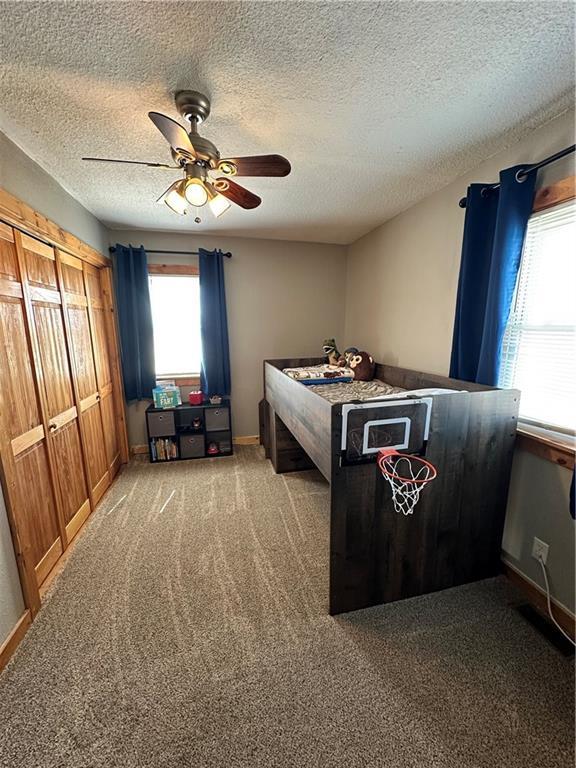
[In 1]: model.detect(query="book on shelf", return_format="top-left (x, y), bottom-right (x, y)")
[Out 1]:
top-left (150, 437), bottom-right (178, 461)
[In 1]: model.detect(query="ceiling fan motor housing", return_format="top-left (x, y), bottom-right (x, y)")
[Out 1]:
top-left (173, 90), bottom-right (220, 165)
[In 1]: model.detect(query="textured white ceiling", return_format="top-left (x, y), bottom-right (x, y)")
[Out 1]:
top-left (0, 1), bottom-right (574, 244)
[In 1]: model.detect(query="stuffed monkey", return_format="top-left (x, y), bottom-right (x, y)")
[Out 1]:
top-left (349, 351), bottom-right (375, 381)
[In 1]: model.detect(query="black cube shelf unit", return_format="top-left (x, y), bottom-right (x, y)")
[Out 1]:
top-left (146, 399), bottom-right (233, 463)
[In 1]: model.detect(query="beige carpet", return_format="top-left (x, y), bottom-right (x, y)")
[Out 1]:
top-left (0, 446), bottom-right (573, 767)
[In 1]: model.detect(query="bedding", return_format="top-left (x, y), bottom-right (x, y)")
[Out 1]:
top-left (283, 364), bottom-right (354, 383)
top-left (306, 379), bottom-right (405, 403)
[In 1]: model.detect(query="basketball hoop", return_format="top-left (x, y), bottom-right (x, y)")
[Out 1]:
top-left (377, 448), bottom-right (437, 516)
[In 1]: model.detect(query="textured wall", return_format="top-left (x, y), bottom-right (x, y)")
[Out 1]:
top-left (344, 108), bottom-right (576, 613)
top-left (0, 131), bottom-right (108, 254)
top-left (109, 230), bottom-right (347, 442)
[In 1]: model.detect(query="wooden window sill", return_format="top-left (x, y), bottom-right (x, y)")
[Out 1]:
top-left (516, 428), bottom-right (575, 470)
top-left (157, 375), bottom-right (200, 387)
top-left (148, 263), bottom-right (199, 276)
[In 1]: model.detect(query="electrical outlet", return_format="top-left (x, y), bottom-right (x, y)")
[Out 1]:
top-left (532, 537), bottom-right (549, 565)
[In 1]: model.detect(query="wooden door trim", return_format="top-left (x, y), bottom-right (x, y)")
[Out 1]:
top-left (0, 185), bottom-right (108, 267)
top-left (11, 425), bottom-right (45, 457)
top-left (0, 610), bottom-right (31, 674)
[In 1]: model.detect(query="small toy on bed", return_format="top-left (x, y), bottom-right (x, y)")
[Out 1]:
top-left (349, 351), bottom-right (375, 381)
top-left (322, 338), bottom-right (341, 366)
top-left (338, 346), bottom-right (359, 367)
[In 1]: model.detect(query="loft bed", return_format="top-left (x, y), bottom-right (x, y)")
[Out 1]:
top-left (260, 357), bottom-right (520, 615)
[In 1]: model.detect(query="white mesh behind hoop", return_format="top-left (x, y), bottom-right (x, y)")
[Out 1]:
top-left (377, 449), bottom-right (437, 516)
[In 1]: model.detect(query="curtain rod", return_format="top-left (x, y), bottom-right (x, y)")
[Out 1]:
top-left (458, 144), bottom-right (575, 208)
top-left (108, 247), bottom-right (232, 258)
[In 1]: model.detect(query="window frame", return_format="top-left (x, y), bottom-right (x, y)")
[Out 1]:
top-left (148, 263), bottom-right (201, 387)
top-left (508, 175), bottom-right (576, 468)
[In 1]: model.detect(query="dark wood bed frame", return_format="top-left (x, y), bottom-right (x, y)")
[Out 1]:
top-left (260, 357), bottom-right (520, 615)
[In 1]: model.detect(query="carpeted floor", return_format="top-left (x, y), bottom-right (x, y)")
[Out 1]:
top-left (0, 446), bottom-right (573, 767)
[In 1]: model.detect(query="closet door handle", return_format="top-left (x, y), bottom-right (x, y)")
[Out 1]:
top-left (96, 394), bottom-right (101, 402)
top-left (49, 423), bottom-right (57, 432)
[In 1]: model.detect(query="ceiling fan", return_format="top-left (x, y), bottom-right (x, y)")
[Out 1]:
top-left (82, 90), bottom-right (291, 219)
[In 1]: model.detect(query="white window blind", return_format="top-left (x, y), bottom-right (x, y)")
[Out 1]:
top-left (149, 274), bottom-right (201, 376)
top-left (498, 198), bottom-right (576, 432)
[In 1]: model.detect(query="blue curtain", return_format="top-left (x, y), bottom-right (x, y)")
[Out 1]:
top-left (199, 249), bottom-right (231, 396)
top-left (449, 165), bottom-right (536, 385)
top-left (112, 243), bottom-right (156, 401)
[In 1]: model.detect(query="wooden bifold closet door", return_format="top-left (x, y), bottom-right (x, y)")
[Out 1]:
top-left (57, 251), bottom-right (110, 505)
top-left (0, 226), bottom-right (62, 608)
top-left (19, 234), bottom-right (92, 545)
top-left (0, 221), bottom-right (126, 613)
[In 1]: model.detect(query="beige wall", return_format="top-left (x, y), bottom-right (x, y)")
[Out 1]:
top-left (109, 230), bottom-right (347, 443)
top-left (344, 108), bottom-right (575, 613)
top-left (0, 130), bottom-right (108, 254)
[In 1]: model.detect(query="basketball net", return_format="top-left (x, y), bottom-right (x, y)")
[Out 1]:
top-left (377, 448), bottom-right (437, 516)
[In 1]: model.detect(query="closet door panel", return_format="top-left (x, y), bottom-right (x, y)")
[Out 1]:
top-left (51, 419), bottom-right (91, 540)
top-left (85, 264), bottom-right (120, 476)
top-left (0, 297), bottom-right (40, 439)
top-left (59, 252), bottom-right (109, 502)
top-left (67, 306), bottom-right (98, 402)
top-left (81, 402), bottom-right (109, 503)
top-left (33, 303), bottom-right (75, 418)
top-left (100, 387), bottom-right (120, 474)
top-left (14, 442), bottom-right (62, 585)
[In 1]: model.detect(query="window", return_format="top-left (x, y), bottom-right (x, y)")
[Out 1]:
top-left (148, 272), bottom-right (201, 377)
top-left (498, 198), bottom-right (576, 433)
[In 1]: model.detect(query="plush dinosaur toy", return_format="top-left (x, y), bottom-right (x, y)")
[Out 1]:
top-left (322, 338), bottom-right (341, 366)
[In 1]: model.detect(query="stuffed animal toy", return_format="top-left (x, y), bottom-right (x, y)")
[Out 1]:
top-left (349, 351), bottom-right (375, 381)
top-left (322, 338), bottom-right (341, 366)
top-left (338, 346), bottom-right (359, 367)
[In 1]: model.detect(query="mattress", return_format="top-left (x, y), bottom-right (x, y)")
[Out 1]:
top-left (306, 379), bottom-right (405, 403)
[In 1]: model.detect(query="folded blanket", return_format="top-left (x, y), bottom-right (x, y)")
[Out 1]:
top-left (299, 376), bottom-right (353, 385)
top-left (283, 364), bottom-right (355, 381)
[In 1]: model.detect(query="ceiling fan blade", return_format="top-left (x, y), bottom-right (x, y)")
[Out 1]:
top-left (219, 154), bottom-right (291, 177)
top-left (82, 157), bottom-right (179, 169)
top-left (148, 112), bottom-right (196, 158)
top-left (214, 178), bottom-right (261, 209)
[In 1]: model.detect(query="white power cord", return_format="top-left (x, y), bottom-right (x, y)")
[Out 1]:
top-left (537, 554), bottom-right (576, 648)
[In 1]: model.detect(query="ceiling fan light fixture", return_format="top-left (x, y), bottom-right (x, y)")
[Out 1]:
top-left (163, 182), bottom-right (188, 215)
top-left (208, 191), bottom-right (232, 218)
top-left (184, 178), bottom-right (208, 207)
